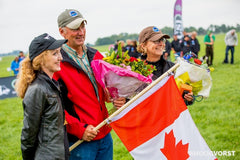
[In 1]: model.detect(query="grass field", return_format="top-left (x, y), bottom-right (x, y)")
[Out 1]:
top-left (0, 33), bottom-right (239, 160)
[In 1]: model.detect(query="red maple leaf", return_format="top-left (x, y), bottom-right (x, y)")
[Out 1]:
top-left (160, 130), bottom-right (189, 160)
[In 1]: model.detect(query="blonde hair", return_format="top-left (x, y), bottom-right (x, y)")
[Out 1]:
top-left (15, 50), bottom-right (49, 99)
top-left (137, 42), bottom-right (147, 55)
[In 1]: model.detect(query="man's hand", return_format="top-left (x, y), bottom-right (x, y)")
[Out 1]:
top-left (113, 97), bottom-right (126, 109)
top-left (82, 125), bottom-right (98, 142)
top-left (104, 88), bottom-right (112, 103)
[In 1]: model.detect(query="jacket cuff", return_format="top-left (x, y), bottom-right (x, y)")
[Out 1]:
top-left (84, 124), bottom-right (88, 128)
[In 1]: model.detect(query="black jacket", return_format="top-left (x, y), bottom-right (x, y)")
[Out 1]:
top-left (138, 55), bottom-right (174, 91)
top-left (171, 39), bottom-right (182, 52)
top-left (190, 38), bottom-right (200, 56)
top-left (21, 72), bottom-right (68, 160)
top-left (180, 39), bottom-right (191, 55)
top-left (125, 45), bottom-right (141, 58)
top-left (146, 56), bottom-right (175, 80)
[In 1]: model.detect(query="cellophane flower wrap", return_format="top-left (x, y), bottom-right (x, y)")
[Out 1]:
top-left (91, 44), bottom-right (155, 99)
top-left (174, 55), bottom-right (213, 98)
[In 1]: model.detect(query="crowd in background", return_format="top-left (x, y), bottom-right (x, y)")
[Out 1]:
top-left (113, 39), bottom-right (141, 58)
top-left (112, 30), bottom-right (201, 62)
top-left (111, 29), bottom-right (239, 67)
top-left (10, 29), bottom-right (238, 77)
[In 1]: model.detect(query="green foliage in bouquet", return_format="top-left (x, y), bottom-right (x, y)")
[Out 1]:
top-left (103, 43), bottom-right (156, 77)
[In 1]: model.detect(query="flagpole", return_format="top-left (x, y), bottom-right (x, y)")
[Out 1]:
top-left (69, 63), bottom-right (180, 151)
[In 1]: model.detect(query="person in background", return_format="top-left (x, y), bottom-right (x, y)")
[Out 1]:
top-left (15, 33), bottom-right (68, 160)
top-left (113, 40), bottom-right (120, 52)
top-left (180, 35), bottom-right (191, 56)
top-left (125, 39), bottom-right (132, 51)
top-left (163, 39), bottom-right (171, 61)
top-left (118, 40), bottom-right (126, 52)
top-left (124, 39), bottom-right (132, 54)
top-left (18, 51), bottom-right (26, 63)
top-left (11, 56), bottom-right (19, 75)
top-left (204, 31), bottom-right (215, 66)
top-left (114, 40), bottom-right (126, 52)
top-left (223, 29), bottom-right (238, 64)
top-left (131, 40), bottom-right (141, 58)
top-left (182, 30), bottom-right (188, 38)
top-left (54, 9), bottom-right (126, 160)
top-left (137, 26), bottom-right (193, 105)
top-left (171, 34), bottom-right (182, 60)
top-left (190, 31), bottom-right (200, 57)
top-left (126, 39), bottom-right (141, 58)
top-left (181, 30), bottom-right (190, 42)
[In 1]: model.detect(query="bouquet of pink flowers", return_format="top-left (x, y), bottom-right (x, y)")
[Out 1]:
top-left (91, 44), bottom-right (155, 100)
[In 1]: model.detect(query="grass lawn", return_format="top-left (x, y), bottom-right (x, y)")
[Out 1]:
top-left (0, 33), bottom-right (239, 160)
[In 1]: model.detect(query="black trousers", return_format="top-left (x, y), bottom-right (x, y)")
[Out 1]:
top-left (205, 45), bottom-right (213, 66)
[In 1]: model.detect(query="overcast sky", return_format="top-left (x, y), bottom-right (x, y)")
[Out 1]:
top-left (0, 0), bottom-right (239, 53)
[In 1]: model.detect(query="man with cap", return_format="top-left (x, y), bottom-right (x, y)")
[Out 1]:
top-left (15, 33), bottom-right (69, 160)
top-left (204, 31), bottom-right (215, 66)
top-left (137, 26), bottom-right (194, 105)
top-left (54, 9), bottom-right (126, 160)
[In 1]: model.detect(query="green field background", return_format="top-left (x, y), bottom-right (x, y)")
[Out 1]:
top-left (0, 33), bottom-right (240, 160)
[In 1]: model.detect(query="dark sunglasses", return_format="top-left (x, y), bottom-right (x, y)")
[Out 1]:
top-left (152, 38), bottom-right (166, 44)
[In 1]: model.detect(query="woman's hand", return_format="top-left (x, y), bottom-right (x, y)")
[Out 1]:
top-left (184, 92), bottom-right (193, 102)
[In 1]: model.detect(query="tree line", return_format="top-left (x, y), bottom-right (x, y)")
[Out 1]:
top-left (94, 24), bottom-right (240, 46)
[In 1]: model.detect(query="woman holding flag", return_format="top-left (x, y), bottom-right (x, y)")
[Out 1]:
top-left (137, 26), bottom-right (194, 104)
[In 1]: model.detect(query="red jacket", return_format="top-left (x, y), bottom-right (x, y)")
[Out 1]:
top-left (53, 47), bottom-right (111, 142)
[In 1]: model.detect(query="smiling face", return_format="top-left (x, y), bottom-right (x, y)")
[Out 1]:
top-left (143, 39), bottom-right (166, 62)
top-left (59, 22), bottom-right (86, 50)
top-left (41, 48), bottom-right (63, 78)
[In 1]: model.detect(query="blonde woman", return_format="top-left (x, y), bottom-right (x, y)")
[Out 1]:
top-left (15, 33), bottom-right (68, 160)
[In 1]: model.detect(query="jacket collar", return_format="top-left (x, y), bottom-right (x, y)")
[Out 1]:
top-left (146, 55), bottom-right (166, 66)
top-left (60, 46), bottom-right (97, 70)
top-left (37, 71), bottom-right (60, 92)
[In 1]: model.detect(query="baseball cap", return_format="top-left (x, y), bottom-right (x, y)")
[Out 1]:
top-left (207, 30), bottom-right (212, 34)
top-left (29, 33), bottom-right (67, 61)
top-left (58, 9), bottom-right (87, 29)
top-left (138, 26), bottom-right (170, 44)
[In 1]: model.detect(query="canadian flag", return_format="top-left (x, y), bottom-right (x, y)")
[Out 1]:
top-left (109, 75), bottom-right (217, 160)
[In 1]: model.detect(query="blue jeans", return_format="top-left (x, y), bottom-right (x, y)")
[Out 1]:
top-left (69, 133), bottom-right (113, 160)
top-left (224, 46), bottom-right (234, 64)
